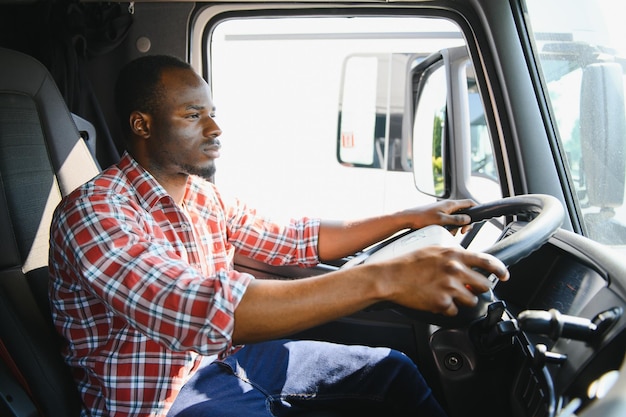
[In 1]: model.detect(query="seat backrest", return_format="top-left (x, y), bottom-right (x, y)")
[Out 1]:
top-left (0, 47), bottom-right (101, 417)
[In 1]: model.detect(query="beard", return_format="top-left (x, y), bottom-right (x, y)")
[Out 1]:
top-left (181, 161), bottom-right (216, 181)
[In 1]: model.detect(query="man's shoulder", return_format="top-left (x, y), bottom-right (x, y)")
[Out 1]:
top-left (62, 164), bottom-right (131, 207)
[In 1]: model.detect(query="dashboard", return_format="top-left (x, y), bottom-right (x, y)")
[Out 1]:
top-left (500, 243), bottom-right (608, 320)
top-left (504, 237), bottom-right (625, 411)
top-left (348, 221), bottom-right (626, 417)
top-left (427, 226), bottom-right (626, 417)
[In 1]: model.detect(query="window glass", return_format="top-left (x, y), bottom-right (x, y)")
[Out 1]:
top-left (467, 62), bottom-right (497, 183)
top-left (209, 17), bottom-right (468, 220)
top-left (465, 61), bottom-right (501, 203)
top-left (525, 0), bottom-right (626, 246)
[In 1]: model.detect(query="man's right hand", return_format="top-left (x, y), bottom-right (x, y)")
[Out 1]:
top-left (373, 245), bottom-right (509, 317)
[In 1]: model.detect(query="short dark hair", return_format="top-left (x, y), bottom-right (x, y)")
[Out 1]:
top-left (114, 54), bottom-right (192, 137)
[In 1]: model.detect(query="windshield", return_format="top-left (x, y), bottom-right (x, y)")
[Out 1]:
top-left (524, 0), bottom-right (626, 247)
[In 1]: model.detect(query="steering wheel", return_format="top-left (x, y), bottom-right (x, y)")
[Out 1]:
top-left (343, 194), bottom-right (565, 327)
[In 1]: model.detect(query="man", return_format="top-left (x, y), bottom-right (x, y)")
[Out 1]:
top-left (49, 54), bottom-right (509, 417)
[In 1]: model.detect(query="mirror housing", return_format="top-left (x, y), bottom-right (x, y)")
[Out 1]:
top-left (409, 46), bottom-right (501, 202)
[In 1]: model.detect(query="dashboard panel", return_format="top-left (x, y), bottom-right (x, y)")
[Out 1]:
top-left (426, 225), bottom-right (626, 417)
top-left (498, 242), bottom-right (608, 320)
top-left (494, 230), bottom-right (626, 415)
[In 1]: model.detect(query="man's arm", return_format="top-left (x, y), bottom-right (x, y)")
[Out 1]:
top-left (317, 199), bottom-right (476, 261)
top-left (232, 244), bottom-right (508, 344)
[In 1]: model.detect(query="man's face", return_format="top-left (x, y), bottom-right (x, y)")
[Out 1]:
top-left (147, 67), bottom-right (222, 180)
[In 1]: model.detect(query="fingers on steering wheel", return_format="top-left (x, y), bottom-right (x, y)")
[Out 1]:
top-left (442, 301), bottom-right (459, 317)
top-left (471, 252), bottom-right (509, 282)
top-left (450, 281), bottom-right (481, 309)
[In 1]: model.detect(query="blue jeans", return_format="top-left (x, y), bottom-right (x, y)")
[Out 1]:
top-left (168, 339), bottom-right (447, 417)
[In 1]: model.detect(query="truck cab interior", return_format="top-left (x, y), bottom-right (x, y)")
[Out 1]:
top-left (1, 1), bottom-right (626, 417)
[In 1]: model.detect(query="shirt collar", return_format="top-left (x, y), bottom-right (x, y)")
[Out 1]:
top-left (118, 151), bottom-right (178, 211)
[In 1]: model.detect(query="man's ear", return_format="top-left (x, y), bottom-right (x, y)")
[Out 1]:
top-left (130, 111), bottom-right (151, 137)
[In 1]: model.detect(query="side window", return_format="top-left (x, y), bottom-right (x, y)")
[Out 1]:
top-left (466, 62), bottom-right (500, 202)
top-left (209, 17), bottom-right (468, 220)
top-left (467, 63), bottom-right (496, 182)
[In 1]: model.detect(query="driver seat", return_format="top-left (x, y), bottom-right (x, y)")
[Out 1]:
top-left (0, 46), bottom-right (98, 415)
top-left (0, 47), bottom-right (347, 417)
top-left (0, 46), bottom-right (100, 416)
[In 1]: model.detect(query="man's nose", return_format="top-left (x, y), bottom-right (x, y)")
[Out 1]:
top-left (204, 118), bottom-right (222, 138)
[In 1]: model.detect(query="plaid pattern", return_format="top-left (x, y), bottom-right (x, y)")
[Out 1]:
top-left (49, 152), bottom-right (321, 417)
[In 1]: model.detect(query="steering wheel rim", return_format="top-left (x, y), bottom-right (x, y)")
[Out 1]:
top-left (458, 194), bottom-right (564, 266)
top-left (354, 194), bottom-right (565, 327)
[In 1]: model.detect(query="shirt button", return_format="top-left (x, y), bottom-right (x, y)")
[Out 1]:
top-left (180, 223), bottom-right (189, 231)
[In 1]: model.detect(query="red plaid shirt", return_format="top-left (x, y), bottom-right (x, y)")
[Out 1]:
top-left (49, 152), bottom-right (321, 417)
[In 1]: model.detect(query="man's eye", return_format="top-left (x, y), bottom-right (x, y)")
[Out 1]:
top-left (187, 113), bottom-right (200, 119)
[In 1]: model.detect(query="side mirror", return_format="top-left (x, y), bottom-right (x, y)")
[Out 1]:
top-left (410, 54), bottom-right (448, 197)
top-left (409, 46), bottom-right (501, 202)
